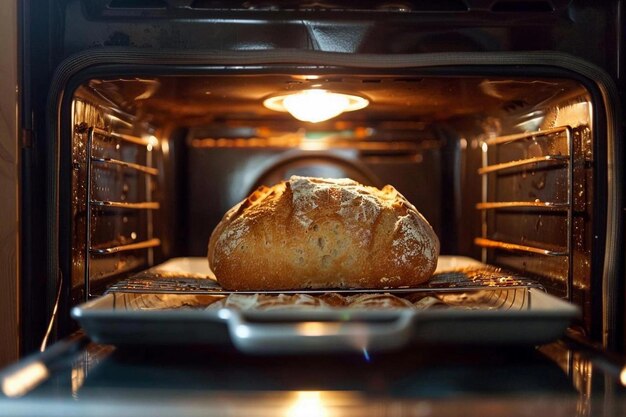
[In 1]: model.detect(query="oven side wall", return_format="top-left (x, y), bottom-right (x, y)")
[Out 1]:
top-left (0, 0), bottom-right (20, 366)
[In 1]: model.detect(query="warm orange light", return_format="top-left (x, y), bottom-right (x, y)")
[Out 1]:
top-left (297, 322), bottom-right (342, 336)
top-left (1, 361), bottom-right (49, 397)
top-left (286, 391), bottom-right (327, 417)
top-left (264, 90), bottom-right (369, 123)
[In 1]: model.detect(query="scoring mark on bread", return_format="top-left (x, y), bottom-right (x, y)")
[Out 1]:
top-left (290, 176), bottom-right (383, 234)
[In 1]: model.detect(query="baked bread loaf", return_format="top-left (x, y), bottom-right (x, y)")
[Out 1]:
top-left (208, 176), bottom-right (439, 290)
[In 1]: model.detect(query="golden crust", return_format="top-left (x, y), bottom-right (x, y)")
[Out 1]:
top-left (208, 176), bottom-right (440, 290)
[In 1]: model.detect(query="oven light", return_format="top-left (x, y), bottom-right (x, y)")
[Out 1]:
top-left (264, 90), bottom-right (369, 123)
top-left (286, 391), bottom-right (327, 417)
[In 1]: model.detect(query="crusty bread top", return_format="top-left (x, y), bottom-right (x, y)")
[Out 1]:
top-left (208, 176), bottom-right (439, 290)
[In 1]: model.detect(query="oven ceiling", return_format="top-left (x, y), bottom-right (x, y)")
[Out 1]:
top-left (86, 75), bottom-right (580, 128)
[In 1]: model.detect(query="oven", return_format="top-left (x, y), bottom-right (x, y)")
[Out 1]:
top-left (1, 0), bottom-right (626, 415)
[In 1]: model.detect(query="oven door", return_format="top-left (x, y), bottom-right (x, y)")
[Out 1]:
top-left (1, 332), bottom-right (626, 416)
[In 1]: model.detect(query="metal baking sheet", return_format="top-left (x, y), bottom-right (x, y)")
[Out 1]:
top-left (72, 286), bottom-right (580, 353)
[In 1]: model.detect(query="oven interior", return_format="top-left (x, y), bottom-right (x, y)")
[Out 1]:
top-left (67, 70), bottom-right (598, 337)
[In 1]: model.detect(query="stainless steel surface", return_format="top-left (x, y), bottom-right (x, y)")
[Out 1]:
top-left (225, 289), bottom-right (540, 353)
top-left (478, 125), bottom-right (575, 300)
top-left (79, 73), bottom-right (582, 129)
top-left (476, 201), bottom-right (569, 210)
top-left (600, 63), bottom-right (623, 350)
top-left (105, 256), bottom-right (544, 295)
top-left (107, 277), bottom-right (222, 293)
top-left (106, 277), bottom-right (541, 295)
top-left (84, 127), bottom-right (94, 299)
top-left (83, 124), bottom-right (160, 299)
top-left (2, 336), bottom-right (625, 417)
top-left (90, 238), bottom-right (162, 255)
top-left (477, 155), bottom-right (568, 175)
top-left (474, 237), bottom-right (568, 257)
top-left (0, 394), bottom-right (615, 417)
top-left (0, 334), bottom-right (88, 399)
top-left (90, 201), bottom-right (160, 210)
top-left (0, 0), bottom-right (19, 366)
top-left (72, 287), bottom-right (578, 353)
top-left (483, 126), bottom-right (571, 146)
top-left (92, 127), bottom-right (153, 147)
top-left (91, 157), bottom-right (159, 176)
top-left (566, 119), bottom-right (575, 304)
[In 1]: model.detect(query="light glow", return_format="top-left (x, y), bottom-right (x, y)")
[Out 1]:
top-left (297, 322), bottom-right (341, 336)
top-left (1, 362), bottom-right (49, 397)
top-left (264, 90), bottom-right (369, 123)
top-left (235, 325), bottom-right (250, 339)
top-left (71, 365), bottom-right (85, 398)
top-left (286, 391), bottom-right (327, 417)
top-left (217, 308), bottom-right (231, 319)
top-left (146, 135), bottom-right (159, 151)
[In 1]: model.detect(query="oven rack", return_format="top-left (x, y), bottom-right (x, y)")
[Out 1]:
top-left (84, 126), bottom-right (161, 297)
top-left (105, 286), bottom-right (533, 313)
top-left (475, 125), bottom-right (574, 298)
top-left (105, 266), bottom-right (546, 295)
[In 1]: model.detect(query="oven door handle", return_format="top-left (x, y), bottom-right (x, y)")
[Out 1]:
top-left (225, 310), bottom-right (415, 354)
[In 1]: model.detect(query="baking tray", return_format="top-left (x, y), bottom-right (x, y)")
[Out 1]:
top-left (72, 257), bottom-right (580, 353)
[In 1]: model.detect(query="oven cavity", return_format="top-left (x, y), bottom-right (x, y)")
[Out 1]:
top-left (67, 72), bottom-right (596, 335)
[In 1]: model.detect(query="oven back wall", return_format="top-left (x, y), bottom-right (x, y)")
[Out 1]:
top-left (0, 0), bottom-right (20, 366)
top-left (186, 145), bottom-right (442, 257)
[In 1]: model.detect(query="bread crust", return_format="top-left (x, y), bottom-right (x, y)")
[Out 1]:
top-left (208, 176), bottom-right (440, 290)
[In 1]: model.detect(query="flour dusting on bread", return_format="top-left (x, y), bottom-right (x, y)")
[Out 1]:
top-left (392, 214), bottom-right (434, 273)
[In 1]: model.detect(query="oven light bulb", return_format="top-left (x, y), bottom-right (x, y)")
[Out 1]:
top-left (264, 90), bottom-right (369, 123)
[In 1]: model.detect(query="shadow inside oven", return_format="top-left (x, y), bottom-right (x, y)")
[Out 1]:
top-left (67, 344), bottom-right (573, 397)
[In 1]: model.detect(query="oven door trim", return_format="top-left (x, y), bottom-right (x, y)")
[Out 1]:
top-left (43, 49), bottom-right (622, 349)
